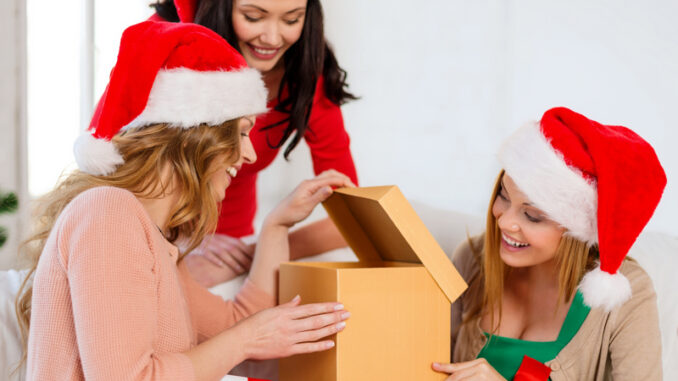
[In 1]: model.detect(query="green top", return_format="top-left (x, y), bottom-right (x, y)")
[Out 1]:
top-left (477, 290), bottom-right (590, 380)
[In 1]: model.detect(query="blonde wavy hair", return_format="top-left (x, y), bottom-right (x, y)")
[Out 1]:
top-left (14, 120), bottom-right (241, 370)
top-left (465, 170), bottom-right (599, 333)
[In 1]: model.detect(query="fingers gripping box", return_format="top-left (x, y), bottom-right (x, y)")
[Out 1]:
top-left (279, 186), bottom-right (468, 381)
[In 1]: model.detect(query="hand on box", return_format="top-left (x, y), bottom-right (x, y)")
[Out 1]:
top-left (265, 170), bottom-right (355, 229)
top-left (432, 359), bottom-right (506, 380)
top-left (237, 295), bottom-right (349, 360)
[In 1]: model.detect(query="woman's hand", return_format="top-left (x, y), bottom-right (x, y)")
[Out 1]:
top-left (195, 233), bottom-right (255, 272)
top-left (182, 234), bottom-right (255, 288)
top-left (432, 359), bottom-right (506, 380)
top-left (265, 170), bottom-right (355, 229)
top-left (236, 295), bottom-right (350, 360)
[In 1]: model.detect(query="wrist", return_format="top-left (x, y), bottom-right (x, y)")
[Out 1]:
top-left (230, 321), bottom-right (254, 362)
top-left (262, 214), bottom-right (293, 230)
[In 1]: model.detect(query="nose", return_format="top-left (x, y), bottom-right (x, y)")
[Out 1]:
top-left (259, 21), bottom-right (282, 46)
top-left (240, 136), bottom-right (257, 165)
top-left (496, 206), bottom-right (520, 232)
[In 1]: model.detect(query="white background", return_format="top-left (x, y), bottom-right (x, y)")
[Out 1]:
top-left (4, 0), bottom-right (676, 270)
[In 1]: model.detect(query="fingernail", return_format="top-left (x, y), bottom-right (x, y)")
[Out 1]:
top-left (341, 311), bottom-right (351, 320)
top-left (293, 295), bottom-right (300, 302)
top-left (334, 304), bottom-right (344, 311)
top-left (336, 321), bottom-right (346, 330)
top-left (326, 341), bottom-right (335, 348)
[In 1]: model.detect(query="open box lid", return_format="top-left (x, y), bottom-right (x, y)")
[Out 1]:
top-left (323, 185), bottom-right (468, 303)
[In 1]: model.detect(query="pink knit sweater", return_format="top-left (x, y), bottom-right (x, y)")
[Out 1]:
top-left (27, 186), bottom-right (276, 380)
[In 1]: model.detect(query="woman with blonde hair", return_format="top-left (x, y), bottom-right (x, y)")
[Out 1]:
top-left (16, 20), bottom-right (352, 380)
top-left (433, 107), bottom-right (665, 380)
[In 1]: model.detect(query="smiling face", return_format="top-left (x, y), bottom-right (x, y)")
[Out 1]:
top-left (231, 0), bottom-right (307, 74)
top-left (491, 174), bottom-right (565, 269)
top-left (208, 116), bottom-right (257, 202)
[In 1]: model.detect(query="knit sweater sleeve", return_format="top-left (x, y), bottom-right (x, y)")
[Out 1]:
top-left (304, 78), bottom-right (359, 185)
top-left (606, 261), bottom-right (663, 380)
top-left (57, 187), bottom-right (195, 381)
top-left (177, 261), bottom-right (276, 342)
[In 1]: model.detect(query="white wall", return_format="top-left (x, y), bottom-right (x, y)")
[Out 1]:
top-left (258, 0), bottom-right (677, 236)
top-left (9, 0), bottom-right (677, 250)
top-left (0, 0), bottom-right (27, 270)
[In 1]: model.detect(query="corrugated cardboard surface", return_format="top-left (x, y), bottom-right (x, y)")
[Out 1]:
top-left (279, 262), bottom-right (450, 381)
top-left (279, 186), bottom-right (468, 380)
top-left (323, 186), bottom-right (467, 302)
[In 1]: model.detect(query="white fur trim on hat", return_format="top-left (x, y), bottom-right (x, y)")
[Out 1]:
top-left (124, 67), bottom-right (268, 130)
top-left (578, 266), bottom-right (632, 311)
top-left (498, 122), bottom-right (598, 244)
top-left (74, 133), bottom-right (124, 176)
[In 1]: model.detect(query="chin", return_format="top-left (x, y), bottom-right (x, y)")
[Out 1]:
top-left (499, 248), bottom-right (533, 268)
top-left (250, 60), bottom-right (278, 73)
top-left (211, 189), bottom-right (226, 203)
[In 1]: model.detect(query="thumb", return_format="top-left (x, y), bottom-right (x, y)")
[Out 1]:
top-left (281, 294), bottom-right (301, 307)
top-left (311, 186), bottom-right (333, 204)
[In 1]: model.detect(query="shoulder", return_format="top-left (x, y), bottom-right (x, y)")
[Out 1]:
top-left (311, 76), bottom-right (338, 110)
top-left (57, 186), bottom-right (151, 238)
top-left (64, 186), bottom-right (144, 218)
top-left (55, 187), bottom-right (158, 269)
top-left (619, 259), bottom-right (657, 305)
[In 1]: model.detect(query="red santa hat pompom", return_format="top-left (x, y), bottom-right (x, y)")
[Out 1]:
top-left (498, 107), bottom-right (666, 311)
top-left (75, 20), bottom-right (267, 176)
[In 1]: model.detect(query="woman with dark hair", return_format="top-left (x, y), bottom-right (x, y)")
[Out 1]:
top-left (148, 0), bottom-right (359, 287)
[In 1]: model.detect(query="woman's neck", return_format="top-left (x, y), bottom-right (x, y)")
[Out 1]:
top-left (136, 195), bottom-right (176, 234)
top-left (262, 62), bottom-right (285, 100)
top-left (507, 258), bottom-right (560, 296)
top-left (135, 165), bottom-right (178, 233)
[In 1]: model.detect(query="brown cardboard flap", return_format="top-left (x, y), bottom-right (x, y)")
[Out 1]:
top-left (323, 186), bottom-right (468, 303)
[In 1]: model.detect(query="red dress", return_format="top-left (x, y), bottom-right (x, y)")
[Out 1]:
top-left (217, 77), bottom-right (358, 237)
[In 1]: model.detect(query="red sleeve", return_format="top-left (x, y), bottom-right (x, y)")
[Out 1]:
top-left (304, 78), bottom-right (359, 185)
top-left (177, 262), bottom-right (276, 343)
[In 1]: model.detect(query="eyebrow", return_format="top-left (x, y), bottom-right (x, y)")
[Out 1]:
top-left (240, 4), bottom-right (306, 14)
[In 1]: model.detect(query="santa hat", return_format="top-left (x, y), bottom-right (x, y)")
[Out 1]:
top-left (498, 107), bottom-right (666, 311)
top-left (174, 0), bottom-right (198, 22)
top-left (75, 20), bottom-right (267, 175)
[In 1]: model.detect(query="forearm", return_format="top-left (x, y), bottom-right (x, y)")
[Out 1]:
top-left (248, 219), bottom-right (290, 297)
top-left (184, 325), bottom-right (248, 380)
top-left (289, 217), bottom-right (347, 260)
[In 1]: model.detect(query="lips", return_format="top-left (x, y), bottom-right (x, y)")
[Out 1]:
top-left (501, 232), bottom-right (529, 248)
top-left (247, 43), bottom-right (280, 60)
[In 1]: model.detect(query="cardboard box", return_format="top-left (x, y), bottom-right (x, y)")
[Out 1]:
top-left (279, 186), bottom-right (468, 381)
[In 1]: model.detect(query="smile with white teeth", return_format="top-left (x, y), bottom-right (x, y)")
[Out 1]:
top-left (252, 46), bottom-right (277, 55)
top-left (502, 233), bottom-right (529, 248)
top-left (226, 167), bottom-right (238, 178)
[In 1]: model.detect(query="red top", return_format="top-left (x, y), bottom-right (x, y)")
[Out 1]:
top-left (218, 77), bottom-right (358, 237)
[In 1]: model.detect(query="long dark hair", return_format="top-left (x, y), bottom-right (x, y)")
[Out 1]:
top-left (152, 0), bottom-right (357, 159)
